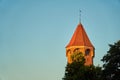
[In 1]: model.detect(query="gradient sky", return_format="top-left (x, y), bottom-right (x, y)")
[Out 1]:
top-left (0, 0), bottom-right (120, 80)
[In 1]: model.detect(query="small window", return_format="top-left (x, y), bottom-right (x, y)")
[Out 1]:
top-left (73, 48), bottom-right (80, 52)
top-left (85, 49), bottom-right (90, 56)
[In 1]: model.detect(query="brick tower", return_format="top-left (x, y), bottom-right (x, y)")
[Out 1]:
top-left (66, 23), bottom-right (94, 65)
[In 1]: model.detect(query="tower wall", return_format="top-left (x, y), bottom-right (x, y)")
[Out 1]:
top-left (66, 46), bottom-right (94, 65)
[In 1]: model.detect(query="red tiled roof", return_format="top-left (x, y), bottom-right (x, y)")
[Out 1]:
top-left (66, 23), bottom-right (94, 48)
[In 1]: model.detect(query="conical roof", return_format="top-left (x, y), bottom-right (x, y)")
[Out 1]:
top-left (66, 23), bottom-right (94, 48)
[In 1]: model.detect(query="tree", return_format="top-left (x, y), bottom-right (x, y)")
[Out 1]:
top-left (101, 40), bottom-right (120, 80)
top-left (63, 51), bottom-right (102, 80)
top-left (71, 51), bottom-right (85, 63)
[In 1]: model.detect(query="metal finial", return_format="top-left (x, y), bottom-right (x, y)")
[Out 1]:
top-left (79, 10), bottom-right (81, 24)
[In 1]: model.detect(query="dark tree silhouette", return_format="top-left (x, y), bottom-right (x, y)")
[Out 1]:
top-left (101, 40), bottom-right (120, 80)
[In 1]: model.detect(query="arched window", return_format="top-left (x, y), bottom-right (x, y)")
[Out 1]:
top-left (67, 49), bottom-right (71, 56)
top-left (85, 49), bottom-right (90, 56)
top-left (67, 50), bottom-right (71, 63)
top-left (73, 48), bottom-right (80, 52)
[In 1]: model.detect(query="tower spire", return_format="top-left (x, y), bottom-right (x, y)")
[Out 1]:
top-left (79, 10), bottom-right (81, 24)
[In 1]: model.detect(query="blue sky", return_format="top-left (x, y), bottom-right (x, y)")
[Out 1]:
top-left (0, 0), bottom-right (120, 80)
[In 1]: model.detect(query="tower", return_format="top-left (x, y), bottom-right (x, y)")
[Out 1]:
top-left (66, 23), bottom-right (94, 65)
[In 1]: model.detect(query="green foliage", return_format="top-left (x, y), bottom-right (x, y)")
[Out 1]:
top-left (71, 51), bottom-right (85, 64)
top-left (101, 40), bottom-right (120, 80)
top-left (63, 51), bottom-right (102, 80)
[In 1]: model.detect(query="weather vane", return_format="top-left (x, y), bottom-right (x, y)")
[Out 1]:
top-left (79, 9), bottom-right (81, 24)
